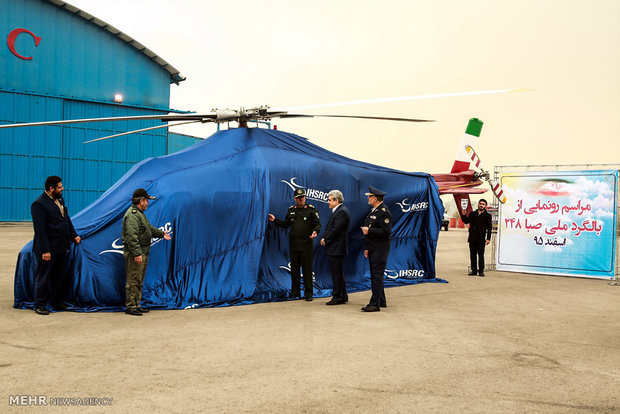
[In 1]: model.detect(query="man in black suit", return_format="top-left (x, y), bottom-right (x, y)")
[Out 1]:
top-left (320, 189), bottom-right (350, 305)
top-left (361, 186), bottom-right (392, 312)
top-left (31, 176), bottom-right (81, 315)
top-left (461, 198), bottom-right (493, 277)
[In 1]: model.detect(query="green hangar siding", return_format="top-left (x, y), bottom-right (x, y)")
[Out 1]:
top-left (0, 0), bottom-right (193, 220)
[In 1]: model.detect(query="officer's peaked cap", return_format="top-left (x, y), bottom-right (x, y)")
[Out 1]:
top-left (364, 186), bottom-right (387, 197)
top-left (133, 188), bottom-right (156, 200)
top-left (294, 188), bottom-right (306, 198)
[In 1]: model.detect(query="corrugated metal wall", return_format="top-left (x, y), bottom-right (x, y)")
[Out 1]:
top-left (0, 90), bottom-right (168, 220)
top-left (0, 0), bottom-right (200, 221)
top-left (1, 0), bottom-right (171, 108)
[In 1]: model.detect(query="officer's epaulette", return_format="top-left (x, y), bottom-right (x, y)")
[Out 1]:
top-left (307, 204), bottom-right (315, 209)
top-left (132, 208), bottom-right (137, 213)
top-left (288, 205), bottom-right (296, 209)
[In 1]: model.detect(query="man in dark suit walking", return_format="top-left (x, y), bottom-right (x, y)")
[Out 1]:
top-left (320, 189), bottom-right (350, 305)
top-left (461, 198), bottom-right (493, 277)
top-left (31, 176), bottom-right (81, 315)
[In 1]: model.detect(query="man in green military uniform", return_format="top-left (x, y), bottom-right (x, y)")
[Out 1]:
top-left (122, 188), bottom-right (171, 316)
top-left (268, 188), bottom-right (321, 301)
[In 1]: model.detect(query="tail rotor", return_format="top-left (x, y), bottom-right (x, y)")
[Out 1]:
top-left (465, 145), bottom-right (506, 204)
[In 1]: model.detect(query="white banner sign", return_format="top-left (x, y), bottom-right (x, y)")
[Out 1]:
top-left (496, 170), bottom-right (618, 279)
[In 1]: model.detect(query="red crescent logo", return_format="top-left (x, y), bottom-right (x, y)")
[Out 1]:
top-left (7, 28), bottom-right (41, 60)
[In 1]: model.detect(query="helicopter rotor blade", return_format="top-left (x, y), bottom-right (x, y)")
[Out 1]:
top-left (279, 114), bottom-right (434, 122)
top-left (0, 113), bottom-right (218, 129)
top-left (272, 88), bottom-right (533, 112)
top-left (83, 120), bottom-right (205, 144)
top-left (274, 114), bottom-right (314, 119)
top-left (0, 88), bottom-right (531, 131)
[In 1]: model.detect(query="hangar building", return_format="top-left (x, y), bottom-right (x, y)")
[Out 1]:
top-left (0, 0), bottom-right (199, 220)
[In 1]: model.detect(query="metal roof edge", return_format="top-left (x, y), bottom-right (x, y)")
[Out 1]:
top-left (45, 0), bottom-right (186, 85)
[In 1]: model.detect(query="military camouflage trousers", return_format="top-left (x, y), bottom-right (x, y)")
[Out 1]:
top-left (124, 252), bottom-right (149, 310)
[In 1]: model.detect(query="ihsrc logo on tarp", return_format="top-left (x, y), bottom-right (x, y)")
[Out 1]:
top-left (396, 199), bottom-right (428, 213)
top-left (99, 222), bottom-right (173, 255)
top-left (280, 177), bottom-right (329, 204)
top-left (384, 269), bottom-right (425, 279)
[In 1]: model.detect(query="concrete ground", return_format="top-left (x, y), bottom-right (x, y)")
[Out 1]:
top-left (0, 222), bottom-right (618, 413)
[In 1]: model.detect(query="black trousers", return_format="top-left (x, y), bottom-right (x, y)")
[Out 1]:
top-left (469, 242), bottom-right (486, 273)
top-left (290, 249), bottom-right (314, 298)
top-left (367, 249), bottom-right (388, 307)
top-left (34, 252), bottom-right (68, 308)
top-left (328, 255), bottom-right (348, 302)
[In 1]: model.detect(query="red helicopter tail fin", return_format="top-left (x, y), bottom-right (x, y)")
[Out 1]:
top-left (450, 118), bottom-right (483, 173)
top-left (454, 193), bottom-right (473, 218)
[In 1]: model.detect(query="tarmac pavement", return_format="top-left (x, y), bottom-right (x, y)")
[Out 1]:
top-left (0, 222), bottom-right (618, 413)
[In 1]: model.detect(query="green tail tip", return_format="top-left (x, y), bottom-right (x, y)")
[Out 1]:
top-left (465, 118), bottom-right (483, 137)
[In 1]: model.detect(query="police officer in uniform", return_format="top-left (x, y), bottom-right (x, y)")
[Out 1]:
top-left (360, 186), bottom-right (392, 312)
top-left (122, 188), bottom-right (171, 316)
top-left (268, 188), bottom-right (321, 301)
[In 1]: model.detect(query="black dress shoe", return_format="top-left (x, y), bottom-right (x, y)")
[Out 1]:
top-left (35, 308), bottom-right (49, 315)
top-left (380, 304), bottom-right (387, 308)
top-left (326, 299), bottom-right (344, 305)
top-left (125, 308), bottom-right (142, 316)
top-left (468, 271), bottom-right (477, 276)
top-left (361, 305), bottom-right (380, 312)
top-left (138, 308), bottom-right (150, 313)
top-left (305, 297), bottom-right (313, 302)
top-left (478, 272), bottom-right (485, 277)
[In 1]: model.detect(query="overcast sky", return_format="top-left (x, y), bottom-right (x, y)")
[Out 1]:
top-left (68, 0), bottom-right (619, 178)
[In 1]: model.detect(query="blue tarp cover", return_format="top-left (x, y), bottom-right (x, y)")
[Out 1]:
top-left (14, 128), bottom-right (445, 311)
